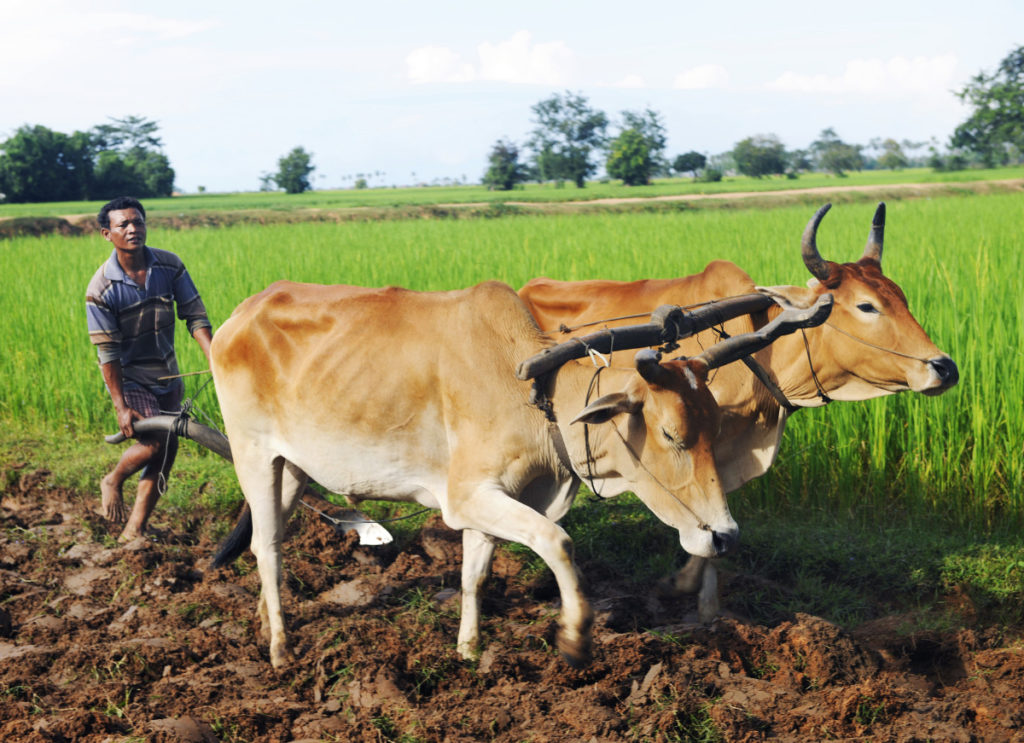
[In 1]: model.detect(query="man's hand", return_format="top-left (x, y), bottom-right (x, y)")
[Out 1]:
top-left (115, 403), bottom-right (144, 439)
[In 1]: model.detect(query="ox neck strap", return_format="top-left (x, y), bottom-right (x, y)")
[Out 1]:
top-left (581, 365), bottom-right (606, 499)
top-left (529, 373), bottom-right (584, 480)
top-left (710, 326), bottom-right (799, 413)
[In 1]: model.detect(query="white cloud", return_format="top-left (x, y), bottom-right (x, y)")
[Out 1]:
top-left (477, 31), bottom-right (574, 85)
top-left (406, 31), bottom-right (575, 86)
top-left (673, 64), bottom-right (729, 90)
top-left (406, 45), bottom-right (476, 84)
top-left (767, 55), bottom-right (959, 96)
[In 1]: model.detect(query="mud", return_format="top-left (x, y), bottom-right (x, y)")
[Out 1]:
top-left (1, 470), bottom-right (1022, 742)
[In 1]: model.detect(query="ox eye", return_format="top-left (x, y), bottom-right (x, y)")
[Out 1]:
top-left (662, 428), bottom-right (686, 448)
top-left (856, 302), bottom-right (880, 315)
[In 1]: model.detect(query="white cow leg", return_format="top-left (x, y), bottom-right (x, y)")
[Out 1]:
top-left (696, 560), bottom-right (720, 624)
top-left (457, 528), bottom-right (496, 659)
top-left (235, 449), bottom-right (292, 669)
top-left (446, 489), bottom-right (593, 667)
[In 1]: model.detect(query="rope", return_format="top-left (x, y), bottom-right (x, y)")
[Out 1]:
top-left (550, 299), bottom-right (722, 336)
top-left (608, 423), bottom-right (711, 532)
top-left (823, 321), bottom-right (934, 362)
top-left (801, 329), bottom-right (833, 405)
top-left (298, 498), bottom-right (433, 527)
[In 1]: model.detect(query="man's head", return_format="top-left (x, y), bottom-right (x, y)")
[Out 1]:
top-left (98, 197), bottom-right (146, 230)
top-left (99, 197), bottom-right (147, 255)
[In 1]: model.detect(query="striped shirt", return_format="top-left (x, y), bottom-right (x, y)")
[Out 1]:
top-left (86, 246), bottom-right (211, 396)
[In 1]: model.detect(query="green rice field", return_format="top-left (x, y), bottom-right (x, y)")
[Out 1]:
top-left (1, 193), bottom-right (1021, 531)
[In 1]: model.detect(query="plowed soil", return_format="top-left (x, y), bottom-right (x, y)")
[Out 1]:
top-left (2, 470), bottom-right (1022, 742)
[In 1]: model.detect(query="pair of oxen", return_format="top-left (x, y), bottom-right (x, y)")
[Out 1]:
top-left (145, 203), bottom-right (958, 669)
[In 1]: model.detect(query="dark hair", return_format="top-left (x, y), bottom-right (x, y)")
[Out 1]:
top-left (98, 196), bottom-right (146, 229)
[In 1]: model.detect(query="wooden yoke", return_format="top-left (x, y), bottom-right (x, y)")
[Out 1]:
top-left (516, 292), bottom-right (775, 381)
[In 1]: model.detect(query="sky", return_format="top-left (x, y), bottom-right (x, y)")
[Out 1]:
top-left (2, 0), bottom-right (1021, 194)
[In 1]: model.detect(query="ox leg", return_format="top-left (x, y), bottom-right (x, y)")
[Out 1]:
top-left (671, 555), bottom-right (707, 595)
top-left (233, 448), bottom-right (292, 669)
top-left (457, 528), bottom-right (496, 659)
top-left (667, 556), bottom-right (721, 623)
top-left (696, 560), bottom-right (720, 624)
top-left (446, 490), bottom-right (593, 667)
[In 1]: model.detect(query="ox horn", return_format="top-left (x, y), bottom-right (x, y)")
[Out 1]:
top-left (861, 202), bottom-right (885, 264)
top-left (635, 348), bottom-right (675, 387)
top-left (696, 293), bottom-right (834, 371)
top-left (801, 203), bottom-right (833, 281)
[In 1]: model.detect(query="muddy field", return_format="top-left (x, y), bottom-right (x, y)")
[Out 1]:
top-left (2, 470), bottom-right (1022, 742)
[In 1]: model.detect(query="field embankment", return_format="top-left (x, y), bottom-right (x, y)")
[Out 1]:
top-left (2, 176), bottom-right (1022, 240)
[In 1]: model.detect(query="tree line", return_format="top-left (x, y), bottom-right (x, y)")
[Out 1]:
top-left (483, 45), bottom-right (1024, 190)
top-left (2, 46), bottom-right (1022, 202)
top-left (0, 116), bottom-right (174, 203)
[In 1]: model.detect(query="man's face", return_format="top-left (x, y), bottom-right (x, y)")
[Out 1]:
top-left (102, 208), bottom-right (147, 253)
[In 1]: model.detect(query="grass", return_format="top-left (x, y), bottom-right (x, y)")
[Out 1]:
top-left (1, 176), bottom-right (1021, 638)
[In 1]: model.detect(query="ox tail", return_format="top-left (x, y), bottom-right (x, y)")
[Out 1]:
top-left (210, 503), bottom-right (253, 569)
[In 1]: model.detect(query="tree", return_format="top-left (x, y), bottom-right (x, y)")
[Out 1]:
top-left (810, 128), bottom-right (863, 177)
top-left (621, 108), bottom-right (668, 174)
top-left (952, 45), bottom-right (1024, 166)
top-left (606, 129), bottom-right (653, 185)
top-left (673, 151), bottom-right (706, 179)
top-left (482, 138), bottom-right (528, 191)
top-left (528, 91), bottom-right (608, 188)
top-left (0, 125), bottom-right (94, 203)
top-left (89, 115), bottom-right (175, 198)
top-left (273, 147), bottom-right (315, 194)
top-left (875, 138), bottom-right (909, 170)
top-left (732, 134), bottom-right (788, 178)
top-left (91, 115), bottom-right (164, 152)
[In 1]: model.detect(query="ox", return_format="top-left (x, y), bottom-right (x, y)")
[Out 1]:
top-left (209, 279), bottom-right (831, 668)
top-left (518, 203), bottom-right (959, 621)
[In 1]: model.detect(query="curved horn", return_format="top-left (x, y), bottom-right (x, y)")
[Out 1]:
top-left (635, 349), bottom-right (674, 387)
top-left (801, 203), bottom-right (833, 281)
top-left (861, 202), bottom-right (885, 264)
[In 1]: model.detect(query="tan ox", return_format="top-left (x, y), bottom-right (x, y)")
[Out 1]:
top-left (209, 279), bottom-right (830, 668)
top-left (519, 203), bottom-right (958, 621)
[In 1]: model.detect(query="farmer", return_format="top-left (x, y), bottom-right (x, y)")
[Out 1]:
top-left (86, 196), bottom-right (213, 543)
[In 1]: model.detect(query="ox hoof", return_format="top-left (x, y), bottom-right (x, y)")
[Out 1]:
top-left (269, 644), bottom-right (295, 670)
top-left (557, 630), bottom-right (593, 669)
top-left (456, 642), bottom-right (479, 662)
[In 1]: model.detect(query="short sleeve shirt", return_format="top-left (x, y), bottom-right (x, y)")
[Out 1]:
top-left (86, 246), bottom-right (211, 396)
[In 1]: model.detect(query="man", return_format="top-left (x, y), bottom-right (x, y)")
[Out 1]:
top-left (86, 196), bottom-right (213, 542)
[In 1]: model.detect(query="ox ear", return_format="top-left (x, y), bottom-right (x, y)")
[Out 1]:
top-left (570, 393), bottom-right (642, 426)
top-left (755, 284), bottom-right (820, 311)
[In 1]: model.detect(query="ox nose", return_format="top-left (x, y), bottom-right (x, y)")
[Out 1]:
top-left (711, 529), bottom-right (739, 556)
top-left (929, 357), bottom-right (959, 387)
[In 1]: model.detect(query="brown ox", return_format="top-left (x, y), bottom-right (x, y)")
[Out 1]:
top-left (209, 279), bottom-right (829, 668)
top-left (518, 203), bottom-right (958, 621)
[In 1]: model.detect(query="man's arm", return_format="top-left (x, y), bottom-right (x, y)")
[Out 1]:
top-left (101, 359), bottom-right (143, 438)
top-left (192, 325), bottom-right (213, 365)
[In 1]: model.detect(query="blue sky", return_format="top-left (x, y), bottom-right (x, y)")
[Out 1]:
top-left (2, 0), bottom-right (1020, 193)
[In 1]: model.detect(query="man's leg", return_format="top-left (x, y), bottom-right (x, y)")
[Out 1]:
top-left (119, 433), bottom-right (178, 542)
top-left (100, 440), bottom-right (159, 522)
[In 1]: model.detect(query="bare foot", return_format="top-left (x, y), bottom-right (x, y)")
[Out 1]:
top-left (100, 475), bottom-right (128, 523)
top-left (117, 525), bottom-right (144, 544)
